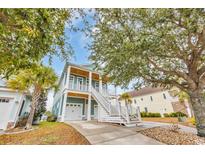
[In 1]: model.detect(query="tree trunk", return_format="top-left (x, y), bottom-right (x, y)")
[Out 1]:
top-left (25, 85), bottom-right (41, 130)
top-left (189, 90), bottom-right (205, 137)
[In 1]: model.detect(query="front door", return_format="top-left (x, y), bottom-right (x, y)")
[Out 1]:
top-left (64, 103), bottom-right (83, 121)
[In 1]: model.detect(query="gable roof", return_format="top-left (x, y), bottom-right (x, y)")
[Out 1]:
top-left (127, 87), bottom-right (164, 97)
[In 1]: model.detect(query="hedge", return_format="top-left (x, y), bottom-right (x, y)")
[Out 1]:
top-left (163, 112), bottom-right (187, 117)
top-left (140, 112), bottom-right (161, 117)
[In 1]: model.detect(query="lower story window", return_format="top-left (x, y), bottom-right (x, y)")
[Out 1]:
top-left (144, 107), bottom-right (148, 113)
top-left (0, 98), bottom-right (10, 103)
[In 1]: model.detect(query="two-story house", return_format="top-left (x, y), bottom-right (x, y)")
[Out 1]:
top-left (119, 87), bottom-right (192, 117)
top-left (52, 63), bottom-right (141, 126)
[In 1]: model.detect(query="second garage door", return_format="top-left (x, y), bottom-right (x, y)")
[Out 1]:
top-left (64, 103), bottom-right (83, 121)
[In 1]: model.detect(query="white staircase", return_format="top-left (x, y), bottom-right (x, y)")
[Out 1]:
top-left (91, 86), bottom-right (141, 126)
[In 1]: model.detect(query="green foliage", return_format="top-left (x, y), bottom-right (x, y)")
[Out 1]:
top-left (85, 9), bottom-right (205, 94)
top-left (7, 64), bottom-right (58, 92)
top-left (163, 112), bottom-right (187, 117)
top-left (45, 111), bottom-right (53, 117)
top-left (119, 92), bottom-right (132, 104)
top-left (45, 111), bottom-right (57, 122)
top-left (47, 114), bottom-right (57, 122)
top-left (0, 9), bottom-right (73, 78)
top-left (16, 114), bottom-right (29, 127)
top-left (170, 89), bottom-right (190, 103)
top-left (140, 112), bottom-right (161, 117)
top-left (190, 117), bottom-right (196, 125)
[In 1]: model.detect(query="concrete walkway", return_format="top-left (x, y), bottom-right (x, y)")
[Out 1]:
top-left (65, 121), bottom-right (164, 145)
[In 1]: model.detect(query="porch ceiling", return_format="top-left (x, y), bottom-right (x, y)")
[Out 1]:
top-left (70, 66), bottom-right (108, 82)
top-left (68, 92), bottom-right (88, 99)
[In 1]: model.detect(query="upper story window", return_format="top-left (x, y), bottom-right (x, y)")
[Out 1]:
top-left (150, 96), bottom-right (153, 101)
top-left (0, 98), bottom-right (9, 103)
top-left (141, 98), bottom-right (143, 101)
top-left (163, 93), bottom-right (166, 99)
top-left (134, 99), bottom-right (137, 104)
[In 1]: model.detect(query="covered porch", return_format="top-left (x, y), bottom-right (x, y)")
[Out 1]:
top-left (61, 92), bottom-right (99, 122)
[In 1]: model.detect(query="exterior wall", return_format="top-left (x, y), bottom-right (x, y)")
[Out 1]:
top-left (0, 89), bottom-right (31, 130)
top-left (120, 90), bottom-right (176, 115)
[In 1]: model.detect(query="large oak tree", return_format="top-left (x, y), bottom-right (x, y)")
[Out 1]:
top-left (87, 9), bottom-right (205, 136)
top-left (0, 9), bottom-right (73, 78)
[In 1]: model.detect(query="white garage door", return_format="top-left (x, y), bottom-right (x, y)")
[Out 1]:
top-left (64, 103), bottom-right (83, 121)
top-left (0, 98), bottom-right (11, 130)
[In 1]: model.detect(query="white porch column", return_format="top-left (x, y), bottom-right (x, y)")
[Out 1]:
top-left (65, 66), bottom-right (71, 89)
top-left (99, 76), bottom-right (102, 93)
top-left (87, 71), bottom-right (92, 121)
top-left (61, 91), bottom-right (68, 122)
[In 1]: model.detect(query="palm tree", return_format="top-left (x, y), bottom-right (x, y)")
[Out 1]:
top-left (119, 92), bottom-right (132, 122)
top-left (7, 65), bottom-right (58, 129)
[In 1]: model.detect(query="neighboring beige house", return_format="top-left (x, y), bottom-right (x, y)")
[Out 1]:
top-left (119, 87), bottom-right (192, 117)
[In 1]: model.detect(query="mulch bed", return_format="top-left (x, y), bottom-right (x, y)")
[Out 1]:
top-left (0, 122), bottom-right (90, 145)
top-left (140, 127), bottom-right (205, 145)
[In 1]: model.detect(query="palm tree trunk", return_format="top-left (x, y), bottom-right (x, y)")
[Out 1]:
top-left (189, 89), bottom-right (205, 137)
top-left (25, 85), bottom-right (41, 129)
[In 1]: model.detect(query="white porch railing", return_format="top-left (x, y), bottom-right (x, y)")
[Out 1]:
top-left (68, 83), bottom-right (88, 92)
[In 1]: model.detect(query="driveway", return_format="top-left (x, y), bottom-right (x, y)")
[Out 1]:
top-left (65, 121), bottom-right (163, 145)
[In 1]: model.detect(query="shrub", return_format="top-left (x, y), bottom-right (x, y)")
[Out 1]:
top-left (163, 113), bottom-right (169, 117)
top-left (140, 112), bottom-right (161, 117)
top-left (47, 114), bottom-right (57, 122)
top-left (176, 112), bottom-right (187, 117)
top-left (163, 112), bottom-right (187, 117)
top-left (16, 113), bottom-right (29, 127)
top-left (190, 117), bottom-right (196, 125)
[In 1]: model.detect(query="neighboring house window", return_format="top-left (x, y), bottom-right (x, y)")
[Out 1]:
top-left (150, 96), bottom-right (153, 101)
top-left (163, 93), bottom-right (166, 99)
top-left (0, 98), bottom-right (9, 103)
top-left (141, 98), bottom-right (143, 101)
top-left (144, 107), bottom-right (148, 113)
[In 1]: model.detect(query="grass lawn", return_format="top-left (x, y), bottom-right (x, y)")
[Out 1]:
top-left (0, 122), bottom-right (90, 145)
